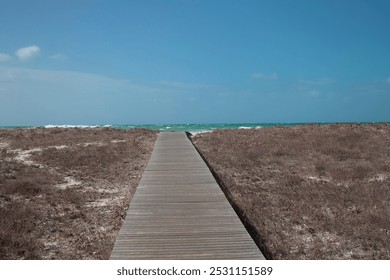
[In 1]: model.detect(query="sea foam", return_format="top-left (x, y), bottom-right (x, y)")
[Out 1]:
top-left (44, 124), bottom-right (100, 128)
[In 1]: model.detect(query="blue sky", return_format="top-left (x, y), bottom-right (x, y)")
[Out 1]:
top-left (1, 0), bottom-right (390, 125)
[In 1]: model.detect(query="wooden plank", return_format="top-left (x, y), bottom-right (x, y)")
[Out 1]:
top-left (110, 132), bottom-right (265, 260)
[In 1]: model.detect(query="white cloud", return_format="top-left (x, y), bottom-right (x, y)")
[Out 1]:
top-left (298, 78), bottom-right (334, 85)
top-left (251, 72), bottom-right (277, 80)
top-left (15, 45), bottom-right (40, 60)
top-left (0, 53), bottom-right (12, 62)
top-left (0, 67), bottom-right (174, 96)
top-left (49, 53), bottom-right (68, 61)
top-left (154, 80), bottom-right (212, 89)
top-left (0, 67), bottom-right (200, 124)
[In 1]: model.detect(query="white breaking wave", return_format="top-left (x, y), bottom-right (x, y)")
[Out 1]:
top-left (45, 124), bottom-right (101, 128)
top-left (189, 130), bottom-right (212, 136)
top-left (238, 126), bottom-right (263, 130)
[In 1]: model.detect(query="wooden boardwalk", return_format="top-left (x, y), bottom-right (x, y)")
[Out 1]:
top-left (110, 132), bottom-right (265, 259)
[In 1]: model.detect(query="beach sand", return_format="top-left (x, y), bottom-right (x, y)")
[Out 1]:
top-left (192, 123), bottom-right (390, 259)
top-left (0, 128), bottom-right (157, 259)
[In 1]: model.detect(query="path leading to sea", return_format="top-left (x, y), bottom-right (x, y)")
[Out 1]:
top-left (110, 132), bottom-right (264, 259)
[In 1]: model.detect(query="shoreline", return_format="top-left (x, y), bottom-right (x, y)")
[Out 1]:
top-left (1, 122), bottom-right (389, 135)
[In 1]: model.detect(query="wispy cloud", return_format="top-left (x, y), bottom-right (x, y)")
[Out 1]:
top-left (154, 80), bottom-right (212, 89)
top-left (308, 90), bottom-right (321, 97)
top-left (298, 78), bottom-right (335, 85)
top-left (354, 78), bottom-right (390, 96)
top-left (15, 45), bottom-right (40, 60)
top-left (1, 67), bottom-right (132, 92)
top-left (0, 67), bottom-right (211, 124)
top-left (251, 72), bottom-right (277, 80)
top-left (49, 53), bottom-right (68, 61)
top-left (0, 53), bottom-right (12, 62)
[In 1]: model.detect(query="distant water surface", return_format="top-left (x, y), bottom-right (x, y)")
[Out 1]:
top-left (0, 122), bottom-right (388, 135)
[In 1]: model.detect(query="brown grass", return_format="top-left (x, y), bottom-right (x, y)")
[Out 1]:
top-left (0, 128), bottom-right (157, 259)
top-left (192, 124), bottom-right (390, 259)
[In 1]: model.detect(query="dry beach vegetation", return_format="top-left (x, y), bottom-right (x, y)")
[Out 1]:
top-left (192, 124), bottom-right (390, 259)
top-left (0, 128), bottom-right (157, 259)
top-left (1, 124), bottom-right (389, 260)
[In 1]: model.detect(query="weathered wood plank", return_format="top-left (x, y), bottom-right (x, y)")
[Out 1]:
top-left (110, 132), bottom-right (265, 260)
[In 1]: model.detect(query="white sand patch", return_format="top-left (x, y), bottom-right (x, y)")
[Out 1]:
top-left (0, 142), bottom-right (9, 148)
top-left (96, 188), bottom-right (119, 194)
top-left (44, 241), bottom-right (59, 247)
top-left (111, 139), bottom-right (126, 143)
top-left (293, 224), bottom-right (303, 231)
top-left (83, 141), bottom-right (105, 147)
top-left (55, 176), bottom-right (81, 190)
top-left (316, 231), bottom-right (341, 246)
top-left (81, 182), bottom-right (122, 194)
top-left (290, 224), bottom-right (342, 255)
top-left (52, 145), bottom-right (69, 150)
top-left (347, 205), bottom-right (362, 214)
top-left (344, 246), bottom-right (366, 258)
top-left (14, 148), bottom-right (44, 166)
top-left (306, 176), bottom-right (330, 182)
top-left (99, 226), bottom-right (108, 232)
top-left (86, 198), bottom-right (112, 207)
top-left (369, 174), bottom-right (386, 182)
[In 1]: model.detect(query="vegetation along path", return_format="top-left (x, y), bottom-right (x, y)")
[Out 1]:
top-left (110, 132), bottom-right (264, 259)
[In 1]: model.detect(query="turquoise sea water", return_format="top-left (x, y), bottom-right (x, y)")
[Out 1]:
top-left (1, 122), bottom-right (388, 135)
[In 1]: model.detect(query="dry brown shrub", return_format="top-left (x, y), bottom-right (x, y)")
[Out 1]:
top-left (0, 203), bottom-right (43, 259)
top-left (0, 128), bottom-right (157, 259)
top-left (193, 124), bottom-right (390, 259)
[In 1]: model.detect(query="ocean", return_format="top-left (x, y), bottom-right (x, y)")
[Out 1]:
top-left (0, 122), bottom-right (387, 135)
